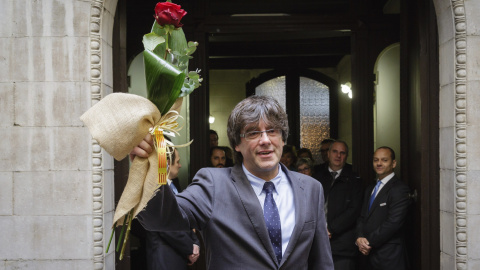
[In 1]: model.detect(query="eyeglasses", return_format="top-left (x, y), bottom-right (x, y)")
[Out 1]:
top-left (240, 129), bottom-right (281, 141)
top-left (298, 167), bottom-right (311, 173)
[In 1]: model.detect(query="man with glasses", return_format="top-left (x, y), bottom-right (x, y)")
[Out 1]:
top-left (314, 140), bottom-right (363, 270)
top-left (132, 95), bottom-right (333, 269)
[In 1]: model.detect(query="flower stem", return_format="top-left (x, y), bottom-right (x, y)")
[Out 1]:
top-left (105, 222), bottom-right (117, 253)
top-left (164, 33), bottom-right (169, 59)
top-left (119, 209), bottom-right (135, 260)
top-left (115, 212), bottom-right (130, 252)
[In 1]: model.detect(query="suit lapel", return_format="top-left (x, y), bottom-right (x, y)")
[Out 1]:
top-left (367, 176), bottom-right (398, 217)
top-left (279, 166), bottom-right (306, 265)
top-left (230, 164), bottom-right (279, 266)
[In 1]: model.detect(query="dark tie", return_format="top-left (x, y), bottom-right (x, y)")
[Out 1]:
top-left (263, 182), bottom-right (282, 263)
top-left (169, 182), bottom-right (178, 195)
top-left (368, 181), bottom-right (382, 211)
top-left (330, 171), bottom-right (338, 186)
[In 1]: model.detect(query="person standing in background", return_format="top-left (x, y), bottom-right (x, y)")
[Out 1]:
top-left (210, 129), bottom-right (219, 148)
top-left (145, 147), bottom-right (200, 270)
top-left (209, 146), bottom-right (227, 168)
top-left (356, 146), bottom-right (411, 270)
top-left (315, 140), bottom-right (363, 270)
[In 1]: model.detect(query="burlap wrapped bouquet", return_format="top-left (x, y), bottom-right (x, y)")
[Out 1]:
top-left (80, 93), bottom-right (183, 225)
top-left (80, 1), bottom-right (201, 258)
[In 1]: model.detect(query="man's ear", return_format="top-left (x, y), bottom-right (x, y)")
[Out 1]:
top-left (392, 160), bottom-right (397, 168)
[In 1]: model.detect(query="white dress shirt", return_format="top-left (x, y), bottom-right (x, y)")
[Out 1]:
top-left (243, 164), bottom-right (296, 256)
top-left (372, 172), bottom-right (395, 196)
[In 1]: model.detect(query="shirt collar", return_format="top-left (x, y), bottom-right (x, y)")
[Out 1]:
top-left (242, 163), bottom-right (284, 196)
top-left (378, 172), bottom-right (395, 184)
top-left (328, 166), bottom-right (343, 176)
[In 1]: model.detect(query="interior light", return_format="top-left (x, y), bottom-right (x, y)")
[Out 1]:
top-left (341, 82), bottom-right (353, 99)
top-left (209, 115), bottom-right (215, 124)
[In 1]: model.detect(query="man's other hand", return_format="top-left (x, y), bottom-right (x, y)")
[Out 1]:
top-left (187, 244), bottom-right (200, 265)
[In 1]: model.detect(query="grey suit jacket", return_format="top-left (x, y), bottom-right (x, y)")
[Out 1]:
top-left (137, 163), bottom-right (333, 270)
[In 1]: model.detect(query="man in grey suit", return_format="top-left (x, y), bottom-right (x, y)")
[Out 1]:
top-left (133, 95), bottom-right (334, 269)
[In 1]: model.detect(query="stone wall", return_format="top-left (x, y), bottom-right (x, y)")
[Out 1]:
top-left (0, 0), bottom-right (117, 269)
top-left (436, 0), bottom-right (480, 269)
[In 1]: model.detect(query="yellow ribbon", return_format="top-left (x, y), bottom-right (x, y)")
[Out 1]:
top-left (150, 110), bottom-right (193, 185)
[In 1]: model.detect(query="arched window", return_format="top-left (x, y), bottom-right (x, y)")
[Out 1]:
top-left (247, 69), bottom-right (338, 164)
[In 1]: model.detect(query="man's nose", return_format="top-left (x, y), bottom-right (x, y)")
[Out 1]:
top-left (258, 131), bottom-right (271, 143)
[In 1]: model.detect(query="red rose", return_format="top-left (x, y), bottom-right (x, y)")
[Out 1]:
top-left (154, 2), bottom-right (187, 28)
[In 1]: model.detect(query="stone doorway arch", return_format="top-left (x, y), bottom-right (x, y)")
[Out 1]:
top-left (88, 0), bottom-right (119, 269)
top-left (88, 0), bottom-right (475, 268)
top-left (434, 0), bottom-right (473, 268)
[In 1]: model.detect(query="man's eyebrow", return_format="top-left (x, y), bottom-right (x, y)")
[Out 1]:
top-left (243, 125), bottom-right (259, 132)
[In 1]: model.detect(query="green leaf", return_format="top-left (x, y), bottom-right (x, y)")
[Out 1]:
top-left (142, 33), bottom-right (165, 51)
top-left (151, 21), bottom-right (189, 72)
top-left (185, 41), bottom-right (198, 55)
top-left (143, 50), bottom-right (186, 115)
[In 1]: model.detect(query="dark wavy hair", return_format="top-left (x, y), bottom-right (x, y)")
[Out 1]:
top-left (227, 95), bottom-right (289, 164)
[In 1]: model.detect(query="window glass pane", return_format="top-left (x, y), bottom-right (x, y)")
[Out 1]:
top-left (300, 77), bottom-right (330, 164)
top-left (255, 76), bottom-right (286, 111)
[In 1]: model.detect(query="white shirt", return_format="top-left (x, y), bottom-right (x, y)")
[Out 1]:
top-left (372, 172), bottom-right (395, 196)
top-left (242, 164), bottom-right (296, 256)
top-left (328, 167), bottom-right (343, 179)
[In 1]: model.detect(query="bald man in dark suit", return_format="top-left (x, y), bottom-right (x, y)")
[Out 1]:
top-left (356, 147), bottom-right (411, 270)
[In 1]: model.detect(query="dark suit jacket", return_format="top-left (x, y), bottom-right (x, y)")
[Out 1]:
top-left (314, 164), bottom-right (363, 257)
top-left (137, 163), bottom-right (334, 270)
top-left (145, 184), bottom-right (200, 270)
top-left (145, 230), bottom-right (199, 270)
top-left (356, 175), bottom-right (411, 270)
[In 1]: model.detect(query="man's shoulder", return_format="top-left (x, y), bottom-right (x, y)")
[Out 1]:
top-left (287, 170), bottom-right (322, 188)
top-left (339, 163), bottom-right (357, 176)
top-left (195, 167), bottom-right (235, 181)
top-left (389, 176), bottom-right (410, 191)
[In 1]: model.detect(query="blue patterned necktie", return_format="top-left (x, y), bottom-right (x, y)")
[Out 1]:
top-left (368, 180), bottom-right (382, 211)
top-left (263, 182), bottom-right (282, 263)
top-left (169, 182), bottom-right (178, 195)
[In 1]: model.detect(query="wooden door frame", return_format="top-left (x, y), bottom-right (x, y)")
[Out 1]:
top-left (399, 0), bottom-right (440, 269)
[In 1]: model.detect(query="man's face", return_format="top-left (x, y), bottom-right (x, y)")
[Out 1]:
top-left (373, 148), bottom-right (396, 180)
top-left (235, 120), bottom-right (284, 180)
top-left (328, 142), bottom-right (347, 171)
top-left (210, 133), bottom-right (218, 147)
top-left (169, 149), bottom-right (181, 180)
top-left (320, 143), bottom-right (331, 163)
top-left (211, 148), bottom-right (226, 168)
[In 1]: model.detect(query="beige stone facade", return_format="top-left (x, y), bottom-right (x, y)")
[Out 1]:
top-left (0, 0), bottom-right (478, 269)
